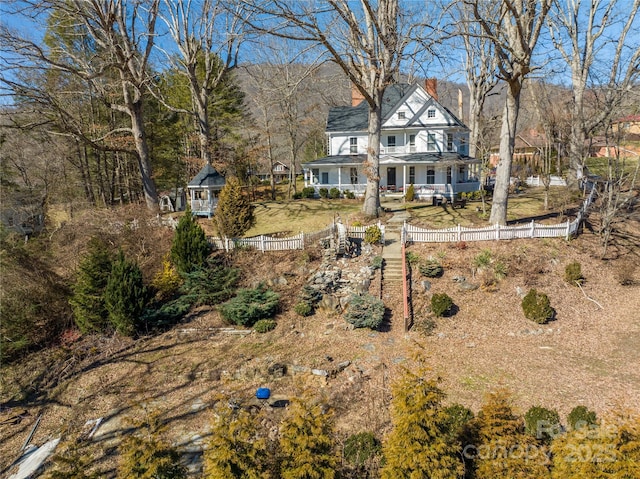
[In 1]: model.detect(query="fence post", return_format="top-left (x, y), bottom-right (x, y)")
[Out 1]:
top-left (565, 220), bottom-right (571, 240)
top-left (495, 223), bottom-right (500, 240)
top-left (457, 223), bottom-right (462, 242)
top-left (530, 220), bottom-right (535, 238)
top-left (260, 235), bottom-right (265, 252)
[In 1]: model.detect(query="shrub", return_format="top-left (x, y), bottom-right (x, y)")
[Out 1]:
top-left (219, 283), bottom-right (279, 327)
top-left (294, 301), bottom-right (313, 317)
top-left (473, 249), bottom-right (492, 269)
top-left (419, 259), bottom-right (443, 278)
top-left (104, 250), bottom-right (149, 336)
top-left (344, 190), bottom-right (355, 199)
top-left (364, 225), bottom-right (382, 244)
top-left (405, 251), bottom-right (421, 265)
top-left (494, 260), bottom-right (508, 280)
top-left (329, 187), bottom-right (341, 199)
top-left (431, 293), bottom-right (453, 317)
top-left (343, 432), bottom-right (381, 466)
top-left (442, 404), bottom-right (474, 442)
top-left (151, 254), bottom-right (183, 301)
top-left (567, 406), bottom-right (597, 430)
top-left (521, 288), bottom-right (554, 324)
top-left (615, 262), bottom-right (636, 286)
top-left (301, 187), bottom-right (316, 199)
top-left (371, 256), bottom-right (383, 270)
top-left (254, 319), bottom-right (277, 333)
top-left (564, 261), bottom-right (584, 285)
top-left (214, 177), bottom-right (255, 238)
top-left (344, 293), bottom-right (385, 329)
top-left (319, 187), bottom-right (329, 198)
top-left (180, 261), bottom-right (239, 306)
top-left (170, 210), bottom-right (210, 274)
top-left (405, 184), bottom-right (415, 202)
top-left (524, 406), bottom-right (561, 443)
top-left (292, 192), bottom-right (302, 199)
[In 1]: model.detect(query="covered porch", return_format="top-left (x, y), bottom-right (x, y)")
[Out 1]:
top-left (187, 163), bottom-right (225, 217)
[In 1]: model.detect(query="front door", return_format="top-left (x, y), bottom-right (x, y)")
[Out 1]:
top-left (387, 167), bottom-right (396, 190)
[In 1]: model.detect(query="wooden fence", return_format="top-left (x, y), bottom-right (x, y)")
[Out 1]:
top-left (208, 224), bottom-right (336, 252)
top-left (402, 187), bottom-right (596, 245)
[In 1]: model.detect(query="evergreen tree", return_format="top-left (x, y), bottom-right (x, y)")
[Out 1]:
top-left (203, 404), bottom-right (269, 479)
top-left (214, 176), bottom-right (255, 238)
top-left (104, 250), bottom-right (148, 336)
top-left (472, 390), bottom-right (550, 479)
top-left (279, 395), bottom-right (338, 479)
top-left (170, 211), bottom-right (210, 274)
top-left (117, 412), bottom-right (187, 479)
top-left (380, 369), bottom-right (464, 479)
top-left (69, 238), bottom-right (114, 333)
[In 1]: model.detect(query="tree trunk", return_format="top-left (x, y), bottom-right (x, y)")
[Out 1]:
top-left (129, 100), bottom-right (159, 211)
top-left (569, 80), bottom-right (587, 183)
top-left (362, 100), bottom-right (382, 217)
top-left (489, 80), bottom-right (522, 225)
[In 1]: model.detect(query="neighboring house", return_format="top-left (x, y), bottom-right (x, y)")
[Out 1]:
top-left (302, 80), bottom-right (480, 201)
top-left (489, 129), bottom-right (550, 168)
top-left (0, 192), bottom-right (45, 238)
top-left (187, 163), bottom-right (226, 217)
top-left (612, 115), bottom-right (640, 136)
top-left (159, 188), bottom-right (186, 213)
top-left (256, 161), bottom-right (295, 183)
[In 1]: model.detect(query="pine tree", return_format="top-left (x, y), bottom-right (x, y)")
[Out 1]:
top-left (170, 211), bottom-right (210, 274)
top-left (472, 390), bottom-right (550, 479)
top-left (380, 369), bottom-right (464, 479)
top-left (69, 238), bottom-right (114, 333)
top-left (214, 176), bottom-right (255, 238)
top-left (117, 412), bottom-right (187, 479)
top-left (104, 250), bottom-right (148, 336)
top-left (279, 395), bottom-right (338, 479)
top-left (203, 404), bottom-right (269, 479)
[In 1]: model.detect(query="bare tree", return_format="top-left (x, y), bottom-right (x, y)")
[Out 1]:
top-left (157, 0), bottom-right (246, 167)
top-left (548, 0), bottom-right (640, 185)
top-left (243, 0), bottom-right (429, 217)
top-left (468, 0), bottom-right (552, 225)
top-left (0, 0), bottom-right (161, 211)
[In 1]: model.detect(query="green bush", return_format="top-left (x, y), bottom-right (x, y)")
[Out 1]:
top-left (431, 293), bottom-right (453, 317)
top-left (170, 211), bottom-right (210, 274)
top-left (567, 406), bottom-right (597, 431)
top-left (214, 177), bottom-right (255, 238)
top-left (344, 293), bottom-right (385, 329)
top-left (442, 403), bottom-right (474, 442)
top-left (253, 319), bottom-right (277, 333)
top-left (301, 187), bottom-right (316, 199)
top-left (299, 285), bottom-right (322, 306)
top-left (180, 261), bottom-right (239, 306)
top-left (292, 192), bottom-right (302, 199)
top-left (344, 190), bottom-right (355, 199)
top-left (364, 225), bottom-right (382, 244)
top-left (405, 184), bottom-right (415, 202)
top-left (329, 187), bottom-right (341, 199)
top-left (294, 301), bottom-right (313, 317)
top-left (473, 249), bottom-right (492, 269)
top-left (319, 187), bottom-right (329, 198)
top-left (219, 283), bottom-right (279, 327)
top-left (521, 288), bottom-right (554, 324)
top-left (524, 406), bottom-right (561, 443)
top-left (564, 261), bottom-right (584, 285)
top-left (405, 251), bottom-right (421, 265)
top-left (419, 259), bottom-right (444, 278)
top-left (343, 432), bottom-right (381, 466)
top-left (371, 256), bottom-right (383, 270)
top-left (104, 251), bottom-right (149, 336)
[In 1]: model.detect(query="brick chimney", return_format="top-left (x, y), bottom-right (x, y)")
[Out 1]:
top-left (425, 78), bottom-right (438, 100)
top-left (351, 84), bottom-right (365, 106)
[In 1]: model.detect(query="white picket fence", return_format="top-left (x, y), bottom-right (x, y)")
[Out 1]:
top-left (208, 224), bottom-right (336, 252)
top-left (402, 187), bottom-right (596, 244)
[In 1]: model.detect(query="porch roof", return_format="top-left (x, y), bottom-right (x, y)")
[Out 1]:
top-left (188, 163), bottom-right (225, 189)
top-left (304, 152), bottom-right (480, 168)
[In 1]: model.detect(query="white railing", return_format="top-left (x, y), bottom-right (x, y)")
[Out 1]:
top-left (525, 176), bottom-right (568, 187)
top-left (345, 222), bottom-right (385, 244)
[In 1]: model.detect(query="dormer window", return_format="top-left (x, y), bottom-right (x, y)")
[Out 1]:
top-left (427, 109), bottom-right (436, 118)
top-left (447, 133), bottom-right (453, 151)
top-left (398, 111), bottom-right (406, 119)
top-left (350, 137), bottom-right (358, 154)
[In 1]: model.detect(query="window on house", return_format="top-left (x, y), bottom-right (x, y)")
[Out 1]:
top-left (350, 167), bottom-right (358, 184)
top-left (447, 133), bottom-right (453, 151)
top-left (409, 166), bottom-right (415, 184)
top-left (459, 166), bottom-right (466, 181)
top-left (427, 169), bottom-right (435, 184)
top-left (387, 135), bottom-right (396, 147)
top-left (446, 166), bottom-right (452, 184)
top-left (312, 168), bottom-right (320, 184)
top-left (427, 133), bottom-right (436, 151)
top-left (398, 111), bottom-right (406, 119)
top-left (427, 109), bottom-right (436, 118)
top-left (350, 137), bottom-right (358, 154)
top-left (321, 172), bottom-right (329, 184)
top-left (409, 134), bottom-right (416, 152)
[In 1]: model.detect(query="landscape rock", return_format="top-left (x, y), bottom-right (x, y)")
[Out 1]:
top-left (458, 281), bottom-right (479, 291)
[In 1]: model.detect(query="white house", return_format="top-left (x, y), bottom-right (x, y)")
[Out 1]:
top-left (187, 163), bottom-right (225, 217)
top-left (303, 80), bottom-right (481, 201)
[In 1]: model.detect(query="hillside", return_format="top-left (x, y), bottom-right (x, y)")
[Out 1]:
top-left (1, 193), bottom-right (639, 477)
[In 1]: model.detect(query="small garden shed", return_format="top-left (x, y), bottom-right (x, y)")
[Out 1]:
top-left (187, 164), bottom-right (226, 217)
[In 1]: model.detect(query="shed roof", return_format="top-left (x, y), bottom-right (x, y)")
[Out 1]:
top-left (187, 164), bottom-right (225, 189)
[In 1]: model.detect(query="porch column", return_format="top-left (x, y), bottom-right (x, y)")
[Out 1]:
top-left (403, 165), bottom-right (407, 191)
top-left (338, 167), bottom-right (342, 190)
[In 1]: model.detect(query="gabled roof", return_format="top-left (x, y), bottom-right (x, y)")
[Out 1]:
top-left (326, 83), bottom-right (466, 132)
top-left (187, 163), bottom-right (225, 189)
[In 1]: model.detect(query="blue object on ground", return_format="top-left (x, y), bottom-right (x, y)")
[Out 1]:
top-left (256, 388), bottom-right (271, 400)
